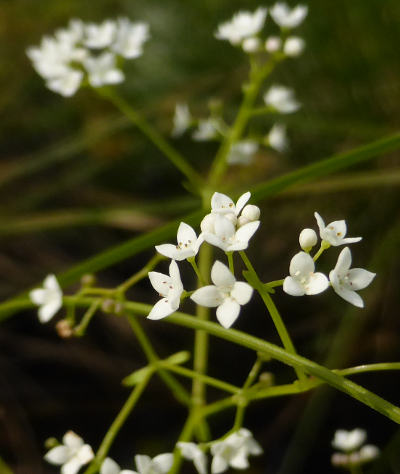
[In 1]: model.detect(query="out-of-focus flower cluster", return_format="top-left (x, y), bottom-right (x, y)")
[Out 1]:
top-left (331, 428), bottom-right (380, 469)
top-left (27, 18), bottom-right (149, 96)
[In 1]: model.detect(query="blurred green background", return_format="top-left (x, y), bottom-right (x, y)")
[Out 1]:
top-left (0, 0), bottom-right (399, 473)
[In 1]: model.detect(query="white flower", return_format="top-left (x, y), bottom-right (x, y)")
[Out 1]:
top-left (46, 69), bottom-right (84, 97)
top-left (283, 252), bottom-right (329, 296)
top-left (84, 20), bottom-right (116, 49)
top-left (55, 19), bottom-right (85, 45)
top-left (177, 442), bottom-right (207, 474)
top-left (299, 228), bottom-right (318, 251)
top-left (155, 222), bottom-right (203, 261)
top-left (172, 103), bottom-right (192, 137)
top-left (133, 454), bottom-right (174, 474)
top-left (270, 3), bottom-right (308, 29)
top-left (210, 428), bottom-right (262, 474)
top-left (267, 123), bottom-right (288, 152)
top-left (314, 212), bottom-right (362, 246)
top-left (329, 247), bottom-right (375, 308)
top-left (242, 37), bottom-right (261, 53)
top-left (30, 274), bottom-right (63, 323)
top-left (332, 429), bottom-right (367, 452)
top-left (101, 457), bottom-right (135, 474)
top-left (44, 430), bottom-right (94, 474)
top-left (191, 261), bottom-right (253, 328)
top-left (227, 140), bottom-right (259, 165)
top-left (112, 18), bottom-right (150, 58)
top-left (358, 445), bottom-right (380, 463)
top-left (215, 8), bottom-right (267, 45)
top-left (210, 191), bottom-right (251, 216)
top-left (265, 36), bottom-right (282, 53)
top-left (263, 85), bottom-right (300, 113)
top-left (84, 52), bottom-right (125, 87)
top-left (192, 118), bottom-right (220, 141)
top-left (148, 260), bottom-right (184, 320)
top-left (284, 36), bottom-right (305, 56)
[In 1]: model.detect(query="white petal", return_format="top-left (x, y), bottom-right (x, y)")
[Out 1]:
top-left (305, 272), bottom-right (329, 295)
top-left (191, 286), bottom-right (223, 307)
top-left (234, 220), bottom-right (260, 244)
top-left (44, 274), bottom-right (61, 291)
top-left (334, 247), bottom-right (352, 273)
top-left (329, 219), bottom-right (347, 238)
top-left (314, 212), bottom-right (325, 235)
top-left (135, 455), bottom-right (151, 474)
top-left (211, 454), bottom-right (228, 474)
top-left (148, 271), bottom-right (171, 297)
top-left (231, 282), bottom-right (253, 305)
top-left (229, 447), bottom-right (249, 469)
top-left (101, 458), bottom-right (121, 474)
top-left (152, 453), bottom-right (174, 473)
top-left (216, 299), bottom-right (241, 328)
top-left (177, 442), bottom-right (199, 460)
top-left (332, 284), bottom-right (364, 308)
top-left (211, 192), bottom-right (235, 214)
top-left (63, 431), bottom-right (84, 450)
top-left (76, 445), bottom-right (94, 464)
top-left (348, 268), bottom-right (376, 290)
top-left (341, 236), bottom-right (362, 244)
top-left (214, 214), bottom-right (236, 241)
top-left (155, 244), bottom-right (186, 261)
top-left (169, 260), bottom-right (182, 286)
top-left (203, 232), bottom-right (228, 251)
top-left (30, 288), bottom-right (47, 305)
top-left (211, 260), bottom-right (236, 288)
top-left (235, 192), bottom-right (251, 216)
top-left (62, 458), bottom-right (83, 474)
top-left (44, 446), bottom-right (70, 465)
top-left (194, 453), bottom-right (208, 474)
top-left (38, 299), bottom-right (62, 323)
top-left (283, 276), bottom-right (305, 296)
top-left (147, 298), bottom-right (176, 320)
top-left (177, 222), bottom-right (197, 245)
top-left (289, 251), bottom-right (315, 277)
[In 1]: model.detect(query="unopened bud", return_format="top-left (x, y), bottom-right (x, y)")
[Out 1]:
top-left (241, 204), bottom-right (260, 222)
top-left (237, 215), bottom-right (250, 227)
top-left (242, 37), bottom-right (261, 53)
top-left (114, 302), bottom-right (125, 315)
top-left (44, 437), bottom-right (59, 449)
top-left (258, 372), bottom-right (275, 387)
top-left (299, 228), bottom-right (317, 251)
top-left (56, 319), bottom-right (73, 338)
top-left (331, 453), bottom-right (349, 467)
top-left (101, 299), bottom-right (116, 313)
top-left (81, 273), bottom-right (96, 288)
top-left (284, 37), bottom-right (305, 57)
top-left (265, 36), bottom-right (282, 53)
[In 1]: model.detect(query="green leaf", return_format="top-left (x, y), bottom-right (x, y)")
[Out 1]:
top-left (165, 351), bottom-right (191, 366)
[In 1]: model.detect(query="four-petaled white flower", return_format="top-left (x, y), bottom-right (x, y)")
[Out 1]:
top-left (270, 3), bottom-right (308, 29)
top-left (210, 191), bottom-right (251, 216)
top-left (192, 118), bottom-right (221, 141)
top-left (30, 274), bottom-right (63, 323)
top-left (44, 430), bottom-right (94, 474)
top-left (112, 19), bottom-right (150, 58)
top-left (329, 247), bottom-right (375, 308)
top-left (191, 261), bottom-right (253, 328)
top-left (133, 454), bottom-right (174, 474)
top-left (84, 20), bottom-right (116, 49)
top-left (227, 140), bottom-right (259, 165)
top-left (172, 103), bottom-right (192, 137)
top-left (314, 212), bottom-right (362, 246)
top-left (84, 52), bottom-right (125, 87)
top-left (283, 251), bottom-right (329, 296)
top-left (215, 8), bottom-right (268, 46)
top-left (210, 428), bottom-right (263, 474)
top-left (332, 429), bottom-right (367, 453)
top-left (177, 442), bottom-right (207, 474)
top-left (101, 457), bottom-right (136, 474)
top-left (263, 85), bottom-right (301, 114)
top-left (156, 222), bottom-right (203, 261)
top-left (267, 123), bottom-right (288, 152)
top-left (148, 260), bottom-right (184, 320)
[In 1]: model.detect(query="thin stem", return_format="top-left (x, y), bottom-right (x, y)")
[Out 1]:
top-left (265, 279), bottom-right (284, 288)
top-left (313, 241), bottom-right (330, 261)
top-left (226, 252), bottom-right (234, 274)
top-left (249, 105), bottom-right (275, 116)
top-left (117, 253), bottom-right (163, 294)
top-left (96, 87), bottom-right (204, 192)
top-left (187, 257), bottom-right (205, 286)
top-left (74, 299), bottom-right (101, 336)
top-left (169, 412), bottom-right (198, 474)
top-left (240, 251), bottom-right (307, 383)
top-left (83, 372), bottom-right (152, 474)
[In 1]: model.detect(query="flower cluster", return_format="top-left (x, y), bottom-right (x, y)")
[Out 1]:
top-left (283, 212), bottom-right (376, 308)
top-left (27, 17), bottom-right (149, 96)
top-left (331, 428), bottom-right (379, 468)
top-left (149, 191), bottom-right (259, 328)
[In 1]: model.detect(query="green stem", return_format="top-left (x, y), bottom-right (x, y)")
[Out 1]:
top-left (313, 241), bottom-right (330, 261)
top-left (126, 314), bottom-right (191, 405)
top-left (96, 87), bottom-right (203, 192)
top-left (240, 251), bottom-right (307, 382)
top-left (187, 257), bottom-right (205, 286)
top-left (170, 412), bottom-right (198, 474)
top-left (226, 252), bottom-right (234, 274)
top-left (117, 253), bottom-right (163, 294)
top-left (208, 59), bottom-right (278, 187)
top-left (74, 299), bottom-right (101, 336)
top-left (83, 372), bottom-right (152, 474)
top-left (0, 457), bottom-right (13, 474)
top-left (265, 279), bottom-right (284, 288)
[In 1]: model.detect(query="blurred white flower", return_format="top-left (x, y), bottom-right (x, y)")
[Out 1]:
top-left (242, 37), bottom-right (261, 53)
top-left (265, 36), bottom-right (282, 52)
top-left (191, 261), bottom-right (253, 328)
top-left (44, 431), bottom-right (94, 474)
top-left (299, 228), bottom-right (318, 251)
top-left (101, 457), bottom-right (135, 474)
top-left (112, 18), bottom-right (150, 58)
top-left (331, 429), bottom-right (379, 467)
top-left (84, 20), bottom-right (116, 48)
top-left (55, 19), bottom-right (85, 45)
top-left (332, 429), bottom-right (367, 452)
top-left (215, 8), bottom-right (267, 45)
top-left (267, 123), bottom-right (288, 152)
top-left (177, 442), bottom-right (207, 474)
top-left (283, 252), bottom-right (329, 296)
top-left (155, 222), bottom-right (203, 261)
top-left (227, 140), bottom-right (259, 165)
top-left (84, 52), bottom-right (125, 87)
top-left (148, 260), bottom-right (184, 320)
top-left (210, 428), bottom-right (262, 474)
top-left (133, 454), bottom-right (174, 474)
top-left (329, 247), bottom-right (376, 308)
top-left (46, 69), bottom-right (84, 97)
top-left (172, 103), bottom-right (192, 137)
top-left (270, 3), bottom-right (308, 29)
top-left (192, 118), bottom-right (220, 141)
top-left (283, 36), bottom-right (305, 56)
top-left (30, 274), bottom-right (63, 323)
top-left (314, 212), bottom-right (362, 246)
top-left (263, 85), bottom-right (300, 113)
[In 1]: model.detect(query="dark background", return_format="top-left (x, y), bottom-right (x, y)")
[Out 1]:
top-left (0, 0), bottom-right (399, 473)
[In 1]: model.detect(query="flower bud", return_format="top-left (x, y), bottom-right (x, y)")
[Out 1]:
top-left (237, 215), bottom-right (250, 227)
top-left (265, 36), bottom-right (282, 53)
top-left (101, 298), bottom-right (116, 313)
top-left (242, 37), bottom-right (261, 53)
top-left (299, 228), bottom-right (317, 251)
top-left (284, 37), bottom-right (305, 57)
top-left (56, 319), bottom-right (73, 338)
top-left (241, 204), bottom-right (260, 221)
top-left (81, 273), bottom-right (96, 288)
